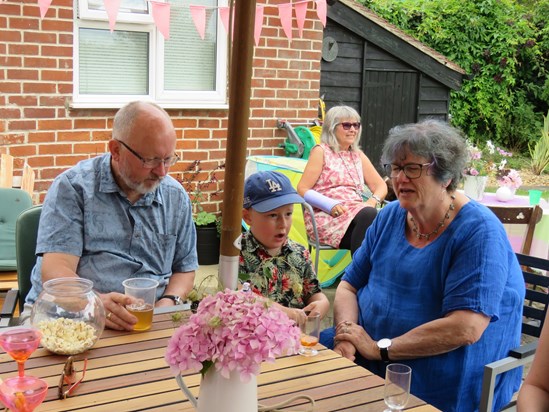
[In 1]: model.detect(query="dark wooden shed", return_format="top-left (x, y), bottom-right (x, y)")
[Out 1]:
top-left (321, 0), bottom-right (467, 169)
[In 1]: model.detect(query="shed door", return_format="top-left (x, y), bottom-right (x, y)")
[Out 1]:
top-left (361, 70), bottom-right (419, 169)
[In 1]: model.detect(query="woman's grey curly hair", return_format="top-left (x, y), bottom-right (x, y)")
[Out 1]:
top-left (380, 119), bottom-right (468, 192)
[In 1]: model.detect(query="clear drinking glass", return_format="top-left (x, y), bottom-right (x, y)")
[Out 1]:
top-left (298, 311), bottom-right (320, 357)
top-left (383, 363), bottom-right (412, 411)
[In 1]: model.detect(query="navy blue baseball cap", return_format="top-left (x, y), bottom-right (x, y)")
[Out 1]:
top-left (243, 171), bottom-right (304, 212)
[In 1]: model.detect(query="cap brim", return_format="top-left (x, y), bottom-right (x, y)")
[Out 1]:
top-left (251, 194), bottom-right (304, 213)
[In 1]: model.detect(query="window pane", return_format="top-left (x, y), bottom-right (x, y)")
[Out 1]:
top-left (87, 0), bottom-right (148, 14)
top-left (79, 28), bottom-right (149, 95)
top-left (164, 0), bottom-right (217, 91)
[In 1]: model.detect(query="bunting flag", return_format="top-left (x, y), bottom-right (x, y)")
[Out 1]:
top-left (38, 0), bottom-right (52, 19)
top-left (294, 0), bottom-right (308, 38)
top-left (315, 0), bottom-right (327, 27)
top-left (34, 0), bottom-right (327, 42)
top-left (189, 5), bottom-right (206, 40)
top-left (277, 2), bottom-right (293, 41)
top-left (218, 6), bottom-right (232, 39)
top-left (104, 0), bottom-right (121, 32)
top-left (150, 1), bottom-right (171, 40)
top-left (254, 5), bottom-right (264, 46)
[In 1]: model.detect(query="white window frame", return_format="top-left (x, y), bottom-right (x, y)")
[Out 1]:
top-left (72, 0), bottom-right (228, 109)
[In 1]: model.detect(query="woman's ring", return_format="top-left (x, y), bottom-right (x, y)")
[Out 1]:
top-left (344, 321), bottom-right (351, 326)
top-left (107, 312), bottom-right (112, 320)
top-left (334, 211), bottom-right (339, 216)
top-left (344, 327), bottom-right (349, 333)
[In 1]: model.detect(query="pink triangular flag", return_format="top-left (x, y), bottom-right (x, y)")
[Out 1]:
top-left (277, 2), bottom-right (293, 41)
top-left (150, 1), bottom-right (171, 40)
top-left (218, 6), bottom-right (234, 40)
top-left (190, 5), bottom-right (206, 40)
top-left (104, 0), bottom-right (121, 32)
top-left (295, 1), bottom-right (308, 38)
top-left (254, 5), bottom-right (264, 46)
top-left (315, 0), bottom-right (327, 27)
top-left (38, 0), bottom-right (53, 19)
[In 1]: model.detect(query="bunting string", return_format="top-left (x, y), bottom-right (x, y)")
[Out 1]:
top-left (36, 0), bottom-right (327, 42)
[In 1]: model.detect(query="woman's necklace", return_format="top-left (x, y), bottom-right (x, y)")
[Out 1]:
top-left (337, 150), bottom-right (363, 195)
top-left (410, 195), bottom-right (456, 240)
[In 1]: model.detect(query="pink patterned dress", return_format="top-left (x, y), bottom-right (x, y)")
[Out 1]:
top-left (304, 143), bottom-right (370, 248)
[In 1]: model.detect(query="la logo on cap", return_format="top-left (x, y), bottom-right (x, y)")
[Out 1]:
top-left (266, 179), bottom-right (282, 193)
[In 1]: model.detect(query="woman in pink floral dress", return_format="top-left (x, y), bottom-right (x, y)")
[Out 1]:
top-left (297, 106), bottom-right (387, 253)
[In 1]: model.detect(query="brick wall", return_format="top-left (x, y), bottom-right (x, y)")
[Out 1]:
top-left (0, 0), bottom-right (323, 212)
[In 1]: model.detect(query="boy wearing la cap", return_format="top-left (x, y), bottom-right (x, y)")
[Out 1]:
top-left (240, 171), bottom-right (330, 324)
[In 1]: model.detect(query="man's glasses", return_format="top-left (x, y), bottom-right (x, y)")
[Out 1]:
top-left (384, 162), bottom-right (433, 180)
top-left (116, 139), bottom-right (179, 169)
top-left (338, 122), bottom-right (361, 131)
top-left (58, 356), bottom-right (88, 399)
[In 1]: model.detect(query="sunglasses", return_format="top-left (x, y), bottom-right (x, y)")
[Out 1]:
top-left (339, 122), bottom-right (361, 131)
top-left (58, 356), bottom-right (88, 399)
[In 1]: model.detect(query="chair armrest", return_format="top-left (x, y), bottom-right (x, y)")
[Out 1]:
top-left (509, 341), bottom-right (537, 359)
top-left (0, 289), bottom-right (20, 319)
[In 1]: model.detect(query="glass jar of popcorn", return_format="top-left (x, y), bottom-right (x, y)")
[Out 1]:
top-left (30, 278), bottom-right (106, 355)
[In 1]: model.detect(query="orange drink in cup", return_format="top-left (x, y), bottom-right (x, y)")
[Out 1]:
top-left (299, 311), bottom-right (320, 356)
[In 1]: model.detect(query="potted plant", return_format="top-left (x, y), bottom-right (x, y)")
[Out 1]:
top-left (178, 161), bottom-right (225, 265)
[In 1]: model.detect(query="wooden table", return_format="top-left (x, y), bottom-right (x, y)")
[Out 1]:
top-left (0, 308), bottom-right (440, 411)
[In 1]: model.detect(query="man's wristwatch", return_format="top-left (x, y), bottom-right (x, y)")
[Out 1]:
top-left (377, 338), bottom-right (392, 362)
top-left (160, 295), bottom-right (183, 305)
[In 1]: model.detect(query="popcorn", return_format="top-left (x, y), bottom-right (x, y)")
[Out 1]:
top-left (37, 318), bottom-right (97, 355)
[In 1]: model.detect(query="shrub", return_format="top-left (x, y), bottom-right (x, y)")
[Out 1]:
top-left (529, 110), bottom-right (549, 175)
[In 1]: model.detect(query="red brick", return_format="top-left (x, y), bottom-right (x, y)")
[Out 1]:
top-left (0, 108), bottom-right (21, 118)
top-left (73, 142), bottom-right (108, 155)
top-left (23, 83), bottom-right (56, 93)
top-left (8, 43), bottom-right (39, 55)
top-left (40, 167), bottom-right (69, 179)
top-left (42, 45), bottom-right (72, 57)
top-left (56, 155), bottom-right (89, 166)
top-left (23, 108), bottom-right (56, 118)
top-left (42, 70), bottom-right (72, 82)
top-left (58, 131), bottom-right (91, 142)
top-left (42, 20), bottom-right (73, 33)
top-left (9, 95), bottom-right (38, 106)
top-left (10, 17), bottom-right (39, 30)
top-left (10, 145), bottom-right (37, 156)
top-left (91, 131), bottom-right (111, 141)
top-left (0, 133), bottom-right (24, 145)
top-left (23, 32), bottom-right (57, 44)
top-left (39, 144), bottom-right (72, 155)
top-left (6, 69), bottom-right (39, 80)
top-left (27, 155), bottom-right (55, 167)
top-left (74, 119), bottom-right (107, 129)
top-left (28, 131), bottom-right (55, 143)
top-left (40, 96), bottom-right (67, 106)
top-left (37, 119), bottom-right (71, 131)
top-left (9, 120), bottom-right (37, 131)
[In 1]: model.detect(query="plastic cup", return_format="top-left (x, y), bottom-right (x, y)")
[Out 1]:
top-left (122, 278), bottom-right (159, 331)
top-left (529, 190), bottom-right (542, 205)
top-left (298, 311), bottom-right (321, 357)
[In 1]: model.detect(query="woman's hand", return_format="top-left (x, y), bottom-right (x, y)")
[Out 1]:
top-left (335, 320), bottom-right (377, 360)
top-left (330, 204), bottom-right (347, 217)
top-left (334, 340), bottom-right (356, 361)
top-left (99, 292), bottom-right (137, 331)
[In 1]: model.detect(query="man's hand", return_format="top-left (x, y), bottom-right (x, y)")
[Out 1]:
top-left (99, 292), bottom-right (137, 331)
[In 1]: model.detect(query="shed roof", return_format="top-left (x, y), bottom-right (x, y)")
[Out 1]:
top-left (331, 0), bottom-right (467, 90)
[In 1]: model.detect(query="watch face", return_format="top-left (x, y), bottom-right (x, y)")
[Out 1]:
top-left (378, 338), bottom-right (392, 349)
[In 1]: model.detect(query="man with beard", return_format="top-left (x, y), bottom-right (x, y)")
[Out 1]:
top-left (23, 101), bottom-right (198, 330)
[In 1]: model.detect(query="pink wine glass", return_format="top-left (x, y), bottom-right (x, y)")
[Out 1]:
top-left (0, 375), bottom-right (48, 412)
top-left (0, 328), bottom-right (42, 378)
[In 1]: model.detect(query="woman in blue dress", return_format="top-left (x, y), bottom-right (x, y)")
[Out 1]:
top-left (323, 119), bottom-right (524, 412)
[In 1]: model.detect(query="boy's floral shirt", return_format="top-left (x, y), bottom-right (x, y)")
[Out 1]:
top-left (239, 231), bottom-right (322, 308)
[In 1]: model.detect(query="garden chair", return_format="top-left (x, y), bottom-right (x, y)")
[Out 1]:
top-left (487, 205), bottom-right (543, 256)
top-left (0, 188), bottom-right (33, 272)
top-left (0, 205), bottom-right (42, 327)
top-left (300, 202), bottom-right (349, 275)
top-left (479, 253), bottom-right (549, 412)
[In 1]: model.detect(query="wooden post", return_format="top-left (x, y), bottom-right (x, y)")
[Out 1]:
top-left (218, 0), bottom-right (257, 290)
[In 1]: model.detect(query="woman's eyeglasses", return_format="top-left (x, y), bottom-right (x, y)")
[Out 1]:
top-left (338, 122), bottom-right (361, 131)
top-left (384, 163), bottom-right (432, 179)
top-left (58, 356), bottom-right (88, 399)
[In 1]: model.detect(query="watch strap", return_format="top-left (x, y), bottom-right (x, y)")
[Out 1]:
top-left (160, 295), bottom-right (182, 305)
top-left (380, 346), bottom-right (390, 362)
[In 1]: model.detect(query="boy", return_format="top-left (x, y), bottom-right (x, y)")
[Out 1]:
top-left (240, 171), bottom-right (330, 324)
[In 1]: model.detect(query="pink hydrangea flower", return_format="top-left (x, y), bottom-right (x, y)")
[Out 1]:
top-left (165, 289), bottom-right (301, 383)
